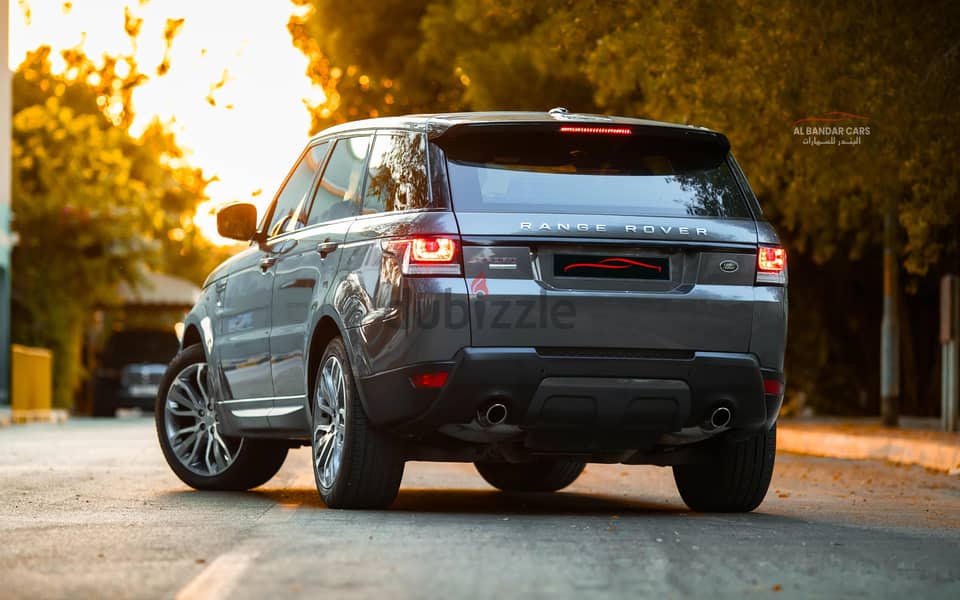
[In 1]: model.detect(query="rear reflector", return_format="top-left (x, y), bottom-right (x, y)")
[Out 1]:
top-left (763, 379), bottom-right (783, 395)
top-left (410, 372), bottom-right (449, 389)
top-left (559, 125), bottom-right (632, 135)
top-left (756, 246), bottom-right (787, 285)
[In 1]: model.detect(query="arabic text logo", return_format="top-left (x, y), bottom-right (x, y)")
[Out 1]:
top-left (792, 111), bottom-right (870, 148)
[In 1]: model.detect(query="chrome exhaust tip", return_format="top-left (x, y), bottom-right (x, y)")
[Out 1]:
top-left (709, 406), bottom-right (732, 429)
top-left (478, 402), bottom-right (508, 427)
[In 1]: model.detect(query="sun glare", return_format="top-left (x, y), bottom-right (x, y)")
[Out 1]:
top-left (10, 0), bottom-right (325, 245)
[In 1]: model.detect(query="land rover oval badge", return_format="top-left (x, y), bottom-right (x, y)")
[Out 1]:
top-left (720, 260), bottom-right (739, 273)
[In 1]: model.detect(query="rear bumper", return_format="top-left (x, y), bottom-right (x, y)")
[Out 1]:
top-left (358, 347), bottom-right (783, 441)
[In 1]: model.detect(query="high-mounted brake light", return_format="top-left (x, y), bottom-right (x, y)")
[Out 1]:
top-left (391, 236), bottom-right (462, 276)
top-left (559, 126), bottom-right (632, 135)
top-left (756, 246), bottom-right (787, 285)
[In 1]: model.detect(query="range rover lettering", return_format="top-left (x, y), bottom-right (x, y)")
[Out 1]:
top-left (155, 110), bottom-right (787, 512)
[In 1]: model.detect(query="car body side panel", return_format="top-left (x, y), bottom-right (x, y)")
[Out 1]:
top-left (182, 266), bottom-right (271, 437)
top-left (268, 219), bottom-right (354, 432)
top-left (336, 210), bottom-right (469, 372)
top-left (752, 220), bottom-right (787, 370)
top-left (755, 220), bottom-right (782, 246)
top-left (213, 247), bottom-right (275, 400)
top-left (750, 285), bottom-right (787, 370)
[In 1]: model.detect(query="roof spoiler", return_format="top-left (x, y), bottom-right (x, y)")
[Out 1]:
top-left (430, 121), bottom-right (731, 156)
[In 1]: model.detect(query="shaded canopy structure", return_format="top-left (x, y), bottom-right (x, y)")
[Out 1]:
top-left (79, 271), bottom-right (200, 415)
top-left (116, 270), bottom-right (201, 310)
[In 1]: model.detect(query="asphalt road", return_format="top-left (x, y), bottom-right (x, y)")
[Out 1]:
top-left (1, 417), bottom-right (959, 599)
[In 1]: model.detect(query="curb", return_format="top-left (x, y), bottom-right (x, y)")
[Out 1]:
top-left (0, 409), bottom-right (69, 427)
top-left (779, 425), bottom-right (960, 475)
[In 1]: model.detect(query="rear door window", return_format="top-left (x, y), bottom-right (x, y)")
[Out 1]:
top-left (441, 128), bottom-right (750, 218)
top-left (307, 135), bottom-right (371, 226)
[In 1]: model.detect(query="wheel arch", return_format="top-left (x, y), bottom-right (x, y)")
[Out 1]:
top-left (181, 324), bottom-right (203, 353)
top-left (306, 316), bottom-right (344, 412)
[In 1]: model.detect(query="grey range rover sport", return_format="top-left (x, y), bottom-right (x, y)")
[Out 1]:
top-left (155, 110), bottom-right (787, 512)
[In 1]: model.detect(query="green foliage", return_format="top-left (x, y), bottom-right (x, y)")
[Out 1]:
top-left (11, 39), bottom-right (224, 407)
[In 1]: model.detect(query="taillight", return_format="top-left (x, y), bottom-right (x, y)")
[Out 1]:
top-left (411, 238), bottom-right (456, 262)
top-left (756, 246), bottom-right (786, 285)
top-left (389, 236), bottom-right (462, 276)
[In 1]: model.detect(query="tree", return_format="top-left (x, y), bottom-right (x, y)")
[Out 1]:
top-left (11, 29), bottom-right (224, 407)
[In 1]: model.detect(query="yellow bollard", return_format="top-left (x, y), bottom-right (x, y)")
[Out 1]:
top-left (11, 344), bottom-right (54, 423)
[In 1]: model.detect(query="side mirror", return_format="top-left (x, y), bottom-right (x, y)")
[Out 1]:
top-left (216, 203), bottom-right (258, 241)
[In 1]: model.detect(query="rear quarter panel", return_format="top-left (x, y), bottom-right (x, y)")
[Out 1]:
top-left (331, 210), bottom-right (471, 377)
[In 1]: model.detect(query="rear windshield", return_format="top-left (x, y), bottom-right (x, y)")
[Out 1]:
top-left (441, 128), bottom-right (750, 218)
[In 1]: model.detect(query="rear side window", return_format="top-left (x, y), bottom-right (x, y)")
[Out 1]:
top-left (307, 135), bottom-right (371, 226)
top-left (362, 132), bottom-right (429, 214)
top-left (442, 128), bottom-right (750, 218)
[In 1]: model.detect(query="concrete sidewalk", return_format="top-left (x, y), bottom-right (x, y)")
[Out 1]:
top-left (779, 417), bottom-right (960, 475)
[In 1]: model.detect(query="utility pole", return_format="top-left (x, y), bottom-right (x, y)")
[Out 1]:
top-left (880, 203), bottom-right (900, 427)
top-left (942, 275), bottom-right (959, 432)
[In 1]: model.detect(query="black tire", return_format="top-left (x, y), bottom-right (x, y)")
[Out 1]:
top-left (312, 337), bottom-right (405, 509)
top-left (155, 344), bottom-right (289, 491)
top-left (475, 460), bottom-right (586, 492)
top-left (672, 424), bottom-right (777, 512)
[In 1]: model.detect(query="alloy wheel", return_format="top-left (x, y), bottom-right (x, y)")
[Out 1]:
top-left (314, 355), bottom-right (347, 489)
top-left (163, 363), bottom-right (241, 476)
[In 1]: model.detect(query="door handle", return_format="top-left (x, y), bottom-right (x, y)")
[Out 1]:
top-left (316, 240), bottom-right (339, 258)
top-left (260, 257), bottom-right (277, 271)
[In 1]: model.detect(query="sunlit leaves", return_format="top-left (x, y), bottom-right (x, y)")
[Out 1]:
top-left (157, 17), bottom-right (186, 76)
top-left (10, 41), bottom-right (224, 407)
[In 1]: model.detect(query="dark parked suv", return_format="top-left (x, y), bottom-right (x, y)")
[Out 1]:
top-left (156, 110), bottom-right (787, 512)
